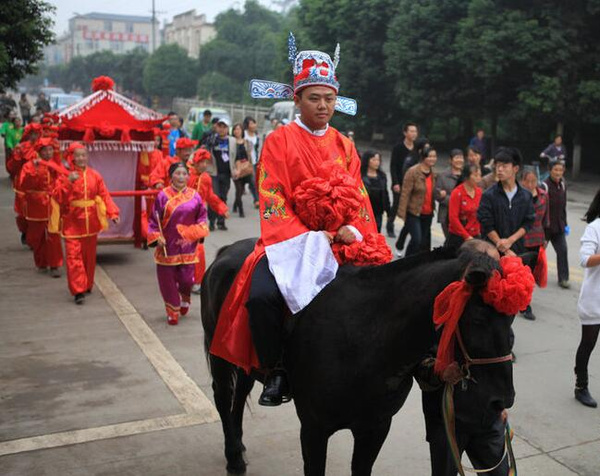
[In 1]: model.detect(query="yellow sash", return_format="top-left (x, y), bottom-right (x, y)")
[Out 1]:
top-left (69, 196), bottom-right (109, 231)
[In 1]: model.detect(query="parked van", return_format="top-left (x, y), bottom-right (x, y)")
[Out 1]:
top-left (49, 93), bottom-right (83, 112)
top-left (184, 107), bottom-right (232, 136)
top-left (266, 101), bottom-right (298, 124)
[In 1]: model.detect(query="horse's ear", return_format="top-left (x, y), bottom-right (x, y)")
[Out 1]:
top-left (519, 251), bottom-right (538, 270)
top-left (464, 267), bottom-right (490, 287)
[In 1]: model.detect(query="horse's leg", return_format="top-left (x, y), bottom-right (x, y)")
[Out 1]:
top-left (350, 418), bottom-right (392, 476)
top-left (210, 356), bottom-right (246, 474)
top-left (300, 423), bottom-right (330, 476)
top-left (231, 368), bottom-right (255, 454)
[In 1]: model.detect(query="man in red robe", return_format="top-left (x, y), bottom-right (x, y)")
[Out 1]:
top-left (210, 37), bottom-right (391, 406)
top-left (51, 143), bottom-right (120, 304)
top-left (7, 123), bottom-right (42, 243)
top-left (19, 138), bottom-right (64, 275)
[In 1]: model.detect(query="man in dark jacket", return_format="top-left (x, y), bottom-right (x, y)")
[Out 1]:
top-left (387, 122), bottom-right (418, 237)
top-left (477, 147), bottom-right (534, 256)
top-left (543, 160), bottom-right (570, 288)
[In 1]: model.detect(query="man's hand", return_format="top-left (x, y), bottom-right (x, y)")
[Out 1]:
top-left (504, 249), bottom-right (517, 257)
top-left (392, 184), bottom-right (401, 194)
top-left (224, 211), bottom-right (230, 219)
top-left (157, 236), bottom-right (166, 247)
top-left (323, 231), bottom-right (334, 244)
top-left (501, 409), bottom-right (508, 423)
top-left (496, 238), bottom-right (513, 253)
top-left (441, 362), bottom-right (463, 385)
top-left (335, 226), bottom-right (356, 245)
top-left (68, 172), bottom-right (79, 183)
top-left (439, 190), bottom-right (447, 199)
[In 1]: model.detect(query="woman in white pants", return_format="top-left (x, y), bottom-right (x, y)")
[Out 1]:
top-left (574, 188), bottom-right (600, 407)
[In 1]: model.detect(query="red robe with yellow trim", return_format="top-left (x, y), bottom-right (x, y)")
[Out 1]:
top-left (210, 122), bottom-right (389, 372)
top-left (52, 166), bottom-right (120, 238)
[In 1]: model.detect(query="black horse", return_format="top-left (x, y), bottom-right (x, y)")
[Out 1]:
top-left (201, 238), bottom-right (525, 476)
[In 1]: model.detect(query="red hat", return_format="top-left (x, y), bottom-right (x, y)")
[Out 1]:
top-left (23, 123), bottom-right (43, 139)
top-left (175, 138), bottom-right (198, 149)
top-left (35, 137), bottom-right (58, 151)
top-left (65, 142), bottom-right (86, 166)
top-left (191, 148), bottom-right (211, 163)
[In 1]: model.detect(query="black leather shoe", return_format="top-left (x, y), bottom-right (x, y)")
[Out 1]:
top-left (575, 388), bottom-right (598, 408)
top-left (259, 370), bottom-right (291, 407)
top-left (74, 293), bottom-right (85, 305)
top-left (218, 223), bottom-right (228, 231)
top-left (521, 306), bottom-right (536, 321)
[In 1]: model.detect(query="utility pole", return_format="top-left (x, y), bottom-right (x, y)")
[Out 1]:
top-left (151, 0), bottom-right (156, 53)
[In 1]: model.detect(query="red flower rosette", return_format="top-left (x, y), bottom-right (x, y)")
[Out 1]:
top-left (332, 232), bottom-right (392, 266)
top-left (480, 256), bottom-right (535, 315)
top-left (92, 76), bottom-right (115, 92)
top-left (293, 161), bottom-right (362, 232)
top-left (97, 121), bottom-right (116, 138)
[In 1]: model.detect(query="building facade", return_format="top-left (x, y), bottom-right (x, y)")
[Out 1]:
top-left (46, 12), bottom-right (160, 65)
top-left (163, 10), bottom-right (216, 59)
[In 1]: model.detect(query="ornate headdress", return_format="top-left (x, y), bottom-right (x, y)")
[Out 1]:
top-left (249, 32), bottom-right (357, 116)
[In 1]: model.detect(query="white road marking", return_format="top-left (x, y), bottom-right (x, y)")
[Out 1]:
top-left (0, 265), bottom-right (219, 457)
top-left (0, 413), bottom-right (209, 457)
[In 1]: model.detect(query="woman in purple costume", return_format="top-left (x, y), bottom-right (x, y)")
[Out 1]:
top-left (148, 162), bottom-right (209, 325)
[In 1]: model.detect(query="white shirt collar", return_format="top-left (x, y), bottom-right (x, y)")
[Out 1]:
top-left (294, 115), bottom-right (329, 137)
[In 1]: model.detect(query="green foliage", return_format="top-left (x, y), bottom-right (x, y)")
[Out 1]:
top-left (298, 0), bottom-right (397, 129)
top-left (143, 44), bottom-right (197, 99)
top-left (197, 71), bottom-right (243, 103)
top-left (0, 0), bottom-right (55, 90)
top-left (118, 48), bottom-right (149, 95)
top-left (197, 0), bottom-right (288, 102)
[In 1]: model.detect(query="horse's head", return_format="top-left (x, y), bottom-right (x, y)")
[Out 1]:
top-left (452, 241), bottom-right (534, 414)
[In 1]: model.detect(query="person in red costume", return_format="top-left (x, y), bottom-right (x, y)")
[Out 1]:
top-left (19, 138), bottom-right (64, 276)
top-left (51, 143), bottom-right (120, 304)
top-left (188, 148), bottom-right (229, 293)
top-left (210, 35), bottom-right (392, 406)
top-left (7, 123), bottom-right (42, 244)
top-left (149, 137), bottom-right (197, 190)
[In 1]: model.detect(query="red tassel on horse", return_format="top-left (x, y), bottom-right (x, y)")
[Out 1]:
top-left (533, 246), bottom-right (548, 288)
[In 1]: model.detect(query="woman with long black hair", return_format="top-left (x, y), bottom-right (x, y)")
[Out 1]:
top-left (574, 188), bottom-right (600, 407)
top-left (361, 150), bottom-right (390, 233)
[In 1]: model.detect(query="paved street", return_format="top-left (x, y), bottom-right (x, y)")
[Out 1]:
top-left (1, 146), bottom-right (599, 476)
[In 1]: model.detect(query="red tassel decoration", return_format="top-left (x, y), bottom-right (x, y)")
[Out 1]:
top-left (83, 127), bottom-right (95, 143)
top-left (533, 246), bottom-right (548, 288)
top-left (121, 127), bottom-right (131, 143)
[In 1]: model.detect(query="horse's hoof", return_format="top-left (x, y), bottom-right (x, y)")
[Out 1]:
top-left (226, 460), bottom-right (247, 474)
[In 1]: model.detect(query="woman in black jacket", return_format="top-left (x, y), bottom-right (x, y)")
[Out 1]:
top-left (361, 150), bottom-right (390, 233)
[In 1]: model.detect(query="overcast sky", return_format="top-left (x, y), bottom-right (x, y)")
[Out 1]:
top-left (50, 0), bottom-right (277, 35)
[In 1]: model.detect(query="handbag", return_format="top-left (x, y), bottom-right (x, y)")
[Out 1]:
top-left (235, 159), bottom-right (254, 179)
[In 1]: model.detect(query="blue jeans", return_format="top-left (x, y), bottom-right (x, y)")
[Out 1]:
top-left (405, 213), bottom-right (433, 256)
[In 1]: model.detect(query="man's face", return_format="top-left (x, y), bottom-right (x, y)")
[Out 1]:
top-left (467, 149), bottom-right (481, 165)
top-left (177, 147), bottom-right (193, 161)
top-left (404, 126), bottom-right (418, 142)
top-left (495, 161), bottom-right (517, 182)
top-left (29, 132), bottom-right (40, 143)
top-left (550, 163), bottom-right (565, 181)
top-left (39, 93), bottom-right (45, 100)
top-left (203, 114), bottom-right (211, 124)
top-left (247, 120), bottom-right (257, 133)
top-left (294, 86), bottom-right (336, 130)
top-left (555, 136), bottom-right (563, 146)
top-left (194, 160), bottom-right (209, 174)
top-left (39, 146), bottom-right (54, 160)
top-left (73, 149), bottom-right (88, 168)
top-left (217, 123), bottom-right (229, 137)
top-left (477, 130), bottom-right (484, 139)
top-left (169, 115), bottom-right (180, 129)
top-left (451, 154), bottom-right (464, 169)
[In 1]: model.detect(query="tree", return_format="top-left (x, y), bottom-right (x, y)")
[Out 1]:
top-left (143, 44), bottom-right (197, 99)
top-left (197, 71), bottom-right (242, 103)
top-left (0, 0), bottom-right (55, 90)
top-left (197, 0), bottom-right (287, 103)
top-left (118, 48), bottom-right (149, 96)
top-left (298, 0), bottom-right (398, 133)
